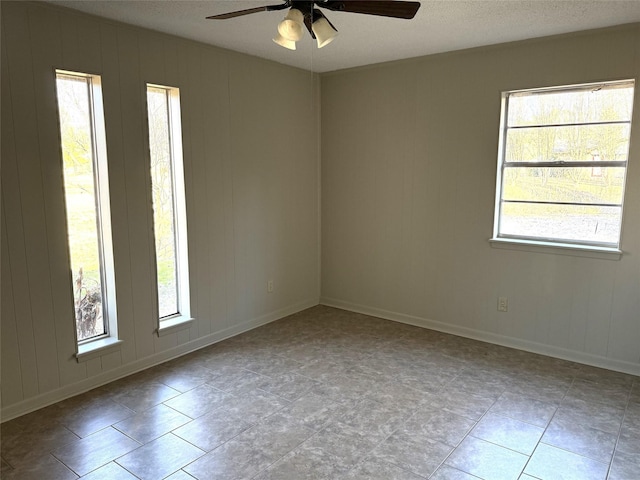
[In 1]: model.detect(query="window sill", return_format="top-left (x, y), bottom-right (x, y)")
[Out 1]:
top-left (76, 337), bottom-right (123, 363)
top-left (157, 315), bottom-right (195, 337)
top-left (489, 238), bottom-right (622, 260)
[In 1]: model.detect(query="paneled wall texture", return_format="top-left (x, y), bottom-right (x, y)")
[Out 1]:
top-left (321, 24), bottom-right (640, 375)
top-left (1, 1), bottom-right (320, 419)
top-left (2, 0), bottom-right (640, 420)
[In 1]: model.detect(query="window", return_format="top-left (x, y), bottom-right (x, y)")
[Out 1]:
top-left (493, 80), bottom-right (635, 251)
top-left (146, 84), bottom-right (191, 332)
top-left (56, 70), bottom-right (119, 353)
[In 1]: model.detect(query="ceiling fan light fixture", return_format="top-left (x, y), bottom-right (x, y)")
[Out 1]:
top-left (277, 8), bottom-right (304, 41)
top-left (207, 1), bottom-right (422, 51)
top-left (273, 31), bottom-right (297, 50)
top-left (312, 16), bottom-right (338, 48)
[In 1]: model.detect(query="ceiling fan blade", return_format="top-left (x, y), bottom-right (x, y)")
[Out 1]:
top-left (206, 3), bottom-right (288, 20)
top-left (319, 1), bottom-right (420, 19)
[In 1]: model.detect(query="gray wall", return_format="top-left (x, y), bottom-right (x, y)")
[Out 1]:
top-left (1, 1), bottom-right (320, 418)
top-left (321, 25), bottom-right (640, 375)
top-left (3, 0), bottom-right (639, 421)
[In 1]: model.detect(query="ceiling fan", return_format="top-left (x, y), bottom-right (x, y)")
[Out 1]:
top-left (207, 1), bottom-right (421, 50)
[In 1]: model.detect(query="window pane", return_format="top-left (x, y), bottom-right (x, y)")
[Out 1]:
top-left (499, 203), bottom-right (622, 245)
top-left (508, 84), bottom-right (634, 127)
top-left (57, 74), bottom-right (106, 341)
top-left (496, 80), bottom-right (634, 248)
top-left (502, 167), bottom-right (625, 205)
top-left (147, 87), bottom-right (179, 318)
top-left (505, 124), bottom-right (631, 163)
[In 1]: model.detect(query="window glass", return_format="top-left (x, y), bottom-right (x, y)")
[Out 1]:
top-left (495, 81), bottom-right (634, 248)
top-left (56, 72), bottom-right (108, 341)
top-left (146, 84), bottom-right (189, 325)
top-left (147, 86), bottom-right (179, 318)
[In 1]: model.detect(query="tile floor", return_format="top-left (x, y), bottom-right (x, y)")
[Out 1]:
top-left (2, 306), bottom-right (639, 480)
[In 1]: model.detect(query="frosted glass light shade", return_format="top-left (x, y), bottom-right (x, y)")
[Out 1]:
top-left (273, 32), bottom-right (296, 50)
top-left (278, 8), bottom-right (304, 41)
top-left (312, 17), bottom-right (338, 48)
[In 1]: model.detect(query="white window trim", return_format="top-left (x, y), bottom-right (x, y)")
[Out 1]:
top-left (489, 237), bottom-right (622, 260)
top-left (146, 83), bottom-right (192, 336)
top-left (56, 69), bottom-right (121, 360)
top-left (92, 73), bottom-right (119, 346)
top-left (156, 315), bottom-right (195, 337)
top-left (491, 80), bottom-right (634, 256)
top-left (76, 337), bottom-right (123, 363)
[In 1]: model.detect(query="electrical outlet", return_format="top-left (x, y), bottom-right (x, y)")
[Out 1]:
top-left (498, 297), bottom-right (508, 312)
top-left (267, 280), bottom-right (274, 293)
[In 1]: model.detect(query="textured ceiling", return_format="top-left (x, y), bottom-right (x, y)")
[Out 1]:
top-left (46, 0), bottom-right (640, 72)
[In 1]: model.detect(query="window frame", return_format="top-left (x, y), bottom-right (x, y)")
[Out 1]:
top-left (145, 83), bottom-right (193, 336)
top-left (55, 69), bottom-right (122, 360)
top-left (491, 80), bottom-right (635, 256)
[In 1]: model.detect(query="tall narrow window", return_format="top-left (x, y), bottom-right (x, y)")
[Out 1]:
top-left (493, 80), bottom-right (635, 250)
top-left (56, 70), bottom-right (117, 348)
top-left (146, 84), bottom-right (191, 330)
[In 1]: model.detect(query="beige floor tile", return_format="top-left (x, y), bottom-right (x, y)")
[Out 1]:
top-left (470, 412), bottom-right (544, 455)
top-left (608, 450), bottom-right (640, 480)
top-left (218, 413), bottom-right (315, 463)
top-left (430, 465), bottom-right (481, 480)
top-left (489, 391), bottom-right (557, 427)
top-left (395, 408), bottom-right (476, 447)
top-left (2, 306), bottom-right (638, 480)
top-left (79, 461), bottom-right (139, 480)
top-left (61, 399), bottom-right (135, 438)
top-left (1, 421), bottom-right (79, 467)
top-left (206, 367), bottom-right (269, 395)
top-left (254, 444), bottom-right (352, 480)
top-left (256, 372), bottom-right (322, 401)
top-left (215, 389), bottom-right (291, 424)
top-left (303, 421), bottom-right (379, 466)
top-left (629, 380), bottom-right (640, 404)
top-left (445, 436), bottom-right (528, 480)
top-left (153, 364), bottom-right (218, 393)
top-left (435, 387), bottom-right (496, 421)
top-left (1, 454), bottom-right (78, 480)
top-left (164, 470), bottom-right (198, 480)
top-left (372, 433), bottom-right (453, 478)
top-left (109, 381), bottom-right (181, 413)
top-left (115, 433), bottom-right (204, 480)
top-left (524, 443), bottom-right (608, 480)
top-left (183, 438), bottom-right (273, 479)
top-left (617, 412), bottom-right (640, 455)
top-left (541, 415), bottom-right (617, 463)
top-left (334, 397), bottom-right (410, 442)
top-left (564, 378), bottom-right (631, 409)
top-left (163, 383), bottom-right (234, 418)
top-left (172, 408), bottom-right (252, 451)
top-left (1, 457), bottom-right (12, 474)
top-left (274, 392), bottom-right (341, 430)
top-left (556, 396), bottom-right (625, 435)
top-left (342, 456), bottom-right (427, 479)
top-left (113, 403), bottom-right (192, 444)
top-left (52, 426), bottom-right (140, 476)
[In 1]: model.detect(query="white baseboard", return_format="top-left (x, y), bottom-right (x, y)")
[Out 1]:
top-left (320, 297), bottom-right (640, 377)
top-left (1, 299), bottom-right (319, 422)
